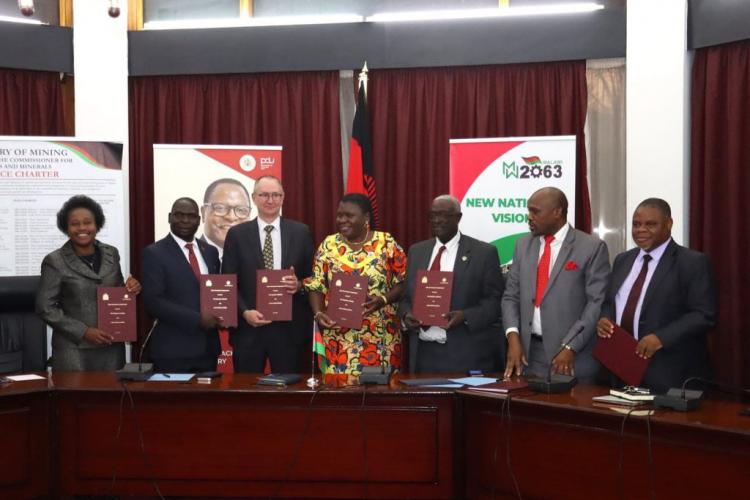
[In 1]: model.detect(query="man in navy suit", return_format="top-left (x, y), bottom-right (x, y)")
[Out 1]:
top-left (400, 195), bottom-right (505, 373)
top-left (222, 176), bottom-right (314, 373)
top-left (597, 198), bottom-right (717, 393)
top-left (141, 197), bottom-right (222, 372)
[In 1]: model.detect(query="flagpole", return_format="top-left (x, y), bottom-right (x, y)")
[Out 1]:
top-left (306, 319), bottom-right (320, 388)
top-left (358, 61), bottom-right (368, 96)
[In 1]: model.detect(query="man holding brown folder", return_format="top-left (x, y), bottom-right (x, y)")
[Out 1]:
top-left (401, 195), bottom-right (504, 373)
top-left (222, 176), bottom-right (314, 373)
top-left (597, 198), bottom-right (717, 393)
top-left (141, 198), bottom-right (222, 372)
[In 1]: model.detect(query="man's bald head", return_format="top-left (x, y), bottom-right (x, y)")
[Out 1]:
top-left (527, 187), bottom-right (568, 236)
top-left (429, 195), bottom-right (462, 243)
top-left (432, 194), bottom-right (461, 213)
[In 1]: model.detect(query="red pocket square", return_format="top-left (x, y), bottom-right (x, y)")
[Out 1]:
top-left (564, 260), bottom-right (578, 271)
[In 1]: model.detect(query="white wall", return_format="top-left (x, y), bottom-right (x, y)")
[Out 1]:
top-left (73, 1), bottom-right (130, 267)
top-left (72, 1), bottom-right (131, 361)
top-left (626, 0), bottom-right (691, 246)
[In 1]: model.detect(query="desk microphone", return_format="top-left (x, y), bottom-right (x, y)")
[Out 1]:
top-left (653, 376), bottom-right (709, 412)
top-left (528, 322), bottom-right (585, 394)
top-left (115, 319), bottom-right (157, 381)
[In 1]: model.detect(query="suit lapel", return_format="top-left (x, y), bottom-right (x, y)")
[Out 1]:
top-left (99, 243), bottom-right (117, 275)
top-left (166, 235), bottom-right (200, 282)
top-left (642, 240), bottom-right (677, 307)
top-left (61, 241), bottom-right (100, 280)
top-left (612, 249), bottom-right (639, 293)
top-left (418, 239), bottom-right (437, 270)
top-left (280, 218), bottom-right (291, 269)
top-left (452, 235), bottom-right (472, 292)
top-left (196, 237), bottom-right (218, 274)
top-left (525, 235), bottom-right (541, 300)
top-left (246, 219), bottom-right (265, 269)
top-left (542, 226), bottom-right (574, 302)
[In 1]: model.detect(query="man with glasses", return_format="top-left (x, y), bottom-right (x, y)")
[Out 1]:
top-left (141, 197), bottom-right (222, 372)
top-left (400, 195), bottom-right (505, 373)
top-left (222, 176), bottom-right (315, 373)
top-left (200, 178), bottom-right (252, 259)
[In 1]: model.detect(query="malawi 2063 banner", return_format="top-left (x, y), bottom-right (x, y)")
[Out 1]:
top-left (449, 136), bottom-right (576, 266)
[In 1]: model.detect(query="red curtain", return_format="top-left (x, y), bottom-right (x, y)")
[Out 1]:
top-left (690, 39), bottom-right (750, 389)
top-left (128, 71), bottom-right (343, 276)
top-left (0, 68), bottom-right (65, 135)
top-left (368, 61), bottom-right (591, 249)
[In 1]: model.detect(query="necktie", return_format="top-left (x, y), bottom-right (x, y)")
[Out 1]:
top-left (534, 235), bottom-right (555, 307)
top-left (430, 245), bottom-right (447, 271)
top-left (263, 225), bottom-right (275, 269)
top-left (185, 243), bottom-right (201, 281)
top-left (620, 254), bottom-right (652, 337)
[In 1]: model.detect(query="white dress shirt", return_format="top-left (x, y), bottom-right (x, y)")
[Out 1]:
top-left (420, 231), bottom-right (461, 343)
top-left (257, 217), bottom-right (282, 270)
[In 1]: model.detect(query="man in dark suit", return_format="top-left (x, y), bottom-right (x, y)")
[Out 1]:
top-left (502, 187), bottom-right (610, 383)
top-left (400, 195), bottom-right (504, 373)
top-left (141, 197), bottom-right (222, 372)
top-left (597, 198), bottom-right (717, 393)
top-left (222, 176), bottom-right (314, 373)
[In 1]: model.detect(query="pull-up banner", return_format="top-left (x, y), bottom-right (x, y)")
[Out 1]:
top-left (449, 136), bottom-right (576, 266)
top-left (153, 144), bottom-right (283, 373)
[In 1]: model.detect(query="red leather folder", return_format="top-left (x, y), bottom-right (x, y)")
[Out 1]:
top-left (592, 324), bottom-right (651, 387)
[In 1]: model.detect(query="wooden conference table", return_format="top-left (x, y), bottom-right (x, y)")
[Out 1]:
top-left (1, 372), bottom-right (749, 499)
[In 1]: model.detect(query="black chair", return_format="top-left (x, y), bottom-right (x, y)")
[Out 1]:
top-left (0, 276), bottom-right (47, 373)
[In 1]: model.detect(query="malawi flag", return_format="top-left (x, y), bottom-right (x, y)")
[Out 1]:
top-left (346, 81), bottom-right (380, 229)
top-left (313, 321), bottom-right (328, 374)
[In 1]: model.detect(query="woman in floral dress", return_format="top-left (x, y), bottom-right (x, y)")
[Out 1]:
top-left (305, 193), bottom-right (406, 375)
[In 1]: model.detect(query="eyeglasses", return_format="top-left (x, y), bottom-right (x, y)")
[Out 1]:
top-left (254, 192), bottom-right (284, 201)
top-left (205, 203), bottom-right (251, 218)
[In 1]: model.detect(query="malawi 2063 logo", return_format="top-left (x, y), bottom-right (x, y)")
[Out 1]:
top-left (502, 155), bottom-right (563, 179)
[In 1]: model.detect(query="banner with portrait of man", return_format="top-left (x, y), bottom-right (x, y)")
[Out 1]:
top-left (153, 144), bottom-right (283, 372)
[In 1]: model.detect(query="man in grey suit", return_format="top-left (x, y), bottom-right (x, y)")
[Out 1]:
top-left (401, 195), bottom-right (504, 373)
top-left (502, 187), bottom-right (610, 382)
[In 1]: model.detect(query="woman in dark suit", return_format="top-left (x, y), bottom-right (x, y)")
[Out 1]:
top-left (36, 195), bottom-right (141, 371)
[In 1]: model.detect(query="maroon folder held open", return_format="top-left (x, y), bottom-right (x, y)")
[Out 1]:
top-left (592, 324), bottom-right (651, 387)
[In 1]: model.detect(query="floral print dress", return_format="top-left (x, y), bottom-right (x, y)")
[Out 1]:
top-left (304, 231), bottom-right (406, 375)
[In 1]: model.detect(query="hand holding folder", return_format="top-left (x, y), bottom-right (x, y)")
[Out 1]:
top-left (593, 323), bottom-right (651, 387)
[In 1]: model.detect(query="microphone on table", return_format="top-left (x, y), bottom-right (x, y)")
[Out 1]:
top-left (115, 319), bottom-right (157, 381)
top-left (528, 322), bottom-right (585, 394)
top-left (653, 376), bottom-right (708, 412)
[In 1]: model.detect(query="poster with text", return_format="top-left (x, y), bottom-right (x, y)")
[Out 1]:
top-left (449, 136), bottom-right (576, 266)
top-left (0, 139), bottom-right (125, 277)
top-left (153, 144), bottom-right (283, 372)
